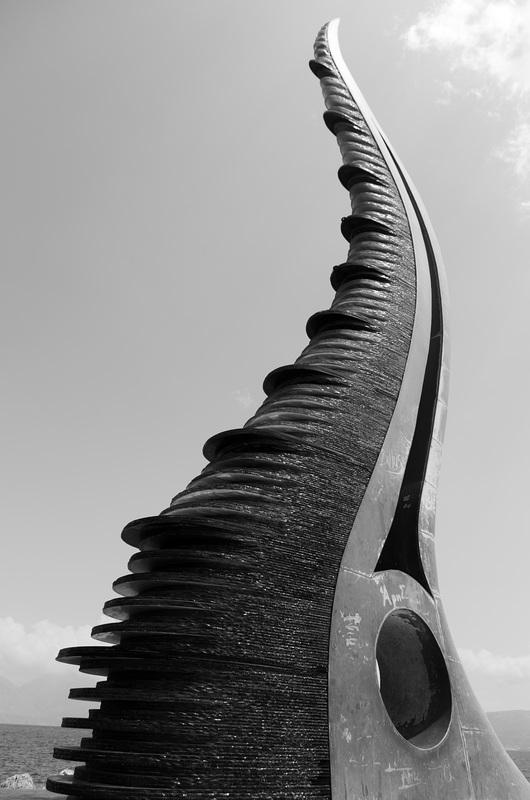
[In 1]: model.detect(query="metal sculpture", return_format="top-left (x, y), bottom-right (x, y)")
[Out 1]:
top-left (48, 20), bottom-right (530, 800)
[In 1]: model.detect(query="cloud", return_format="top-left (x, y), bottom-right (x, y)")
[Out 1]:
top-left (458, 647), bottom-right (530, 710)
top-left (2, 617), bottom-right (529, 710)
top-left (405, 1), bottom-right (530, 193)
top-left (405, 0), bottom-right (530, 95)
top-left (435, 79), bottom-right (459, 105)
top-left (496, 120), bottom-right (530, 178)
top-left (232, 388), bottom-right (255, 409)
top-left (459, 647), bottom-right (530, 680)
top-left (519, 198), bottom-right (530, 215)
top-left (0, 616), bottom-right (107, 685)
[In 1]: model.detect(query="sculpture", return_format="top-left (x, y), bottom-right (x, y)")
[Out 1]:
top-left (47, 20), bottom-right (530, 800)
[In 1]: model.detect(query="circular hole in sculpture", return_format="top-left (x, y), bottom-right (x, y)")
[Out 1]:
top-left (376, 609), bottom-right (452, 749)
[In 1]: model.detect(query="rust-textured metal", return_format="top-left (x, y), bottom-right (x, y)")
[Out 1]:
top-left (47, 19), bottom-right (529, 800)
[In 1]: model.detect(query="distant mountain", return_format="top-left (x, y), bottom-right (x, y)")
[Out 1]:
top-left (0, 673), bottom-right (98, 727)
top-left (487, 711), bottom-right (530, 751)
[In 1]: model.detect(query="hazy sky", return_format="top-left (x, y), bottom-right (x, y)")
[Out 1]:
top-left (2, 0), bottom-right (530, 713)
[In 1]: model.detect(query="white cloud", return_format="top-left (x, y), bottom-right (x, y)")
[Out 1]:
top-left (458, 647), bottom-right (530, 710)
top-left (405, 0), bottom-right (530, 193)
top-left (406, 0), bottom-right (530, 95)
top-left (3, 616), bottom-right (529, 710)
top-left (435, 79), bottom-right (459, 105)
top-left (0, 616), bottom-right (107, 685)
top-left (459, 647), bottom-right (530, 680)
top-left (519, 198), bottom-right (530, 214)
top-left (496, 120), bottom-right (530, 177)
top-left (232, 388), bottom-right (255, 409)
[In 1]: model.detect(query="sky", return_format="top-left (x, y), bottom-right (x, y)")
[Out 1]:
top-left (1, 0), bottom-right (530, 713)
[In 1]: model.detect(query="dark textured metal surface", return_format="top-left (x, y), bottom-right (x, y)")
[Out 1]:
top-left (47, 19), bottom-right (529, 800)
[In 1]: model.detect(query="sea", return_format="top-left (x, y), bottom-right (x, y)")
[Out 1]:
top-left (0, 724), bottom-right (80, 788)
top-left (1, 723), bottom-right (530, 788)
